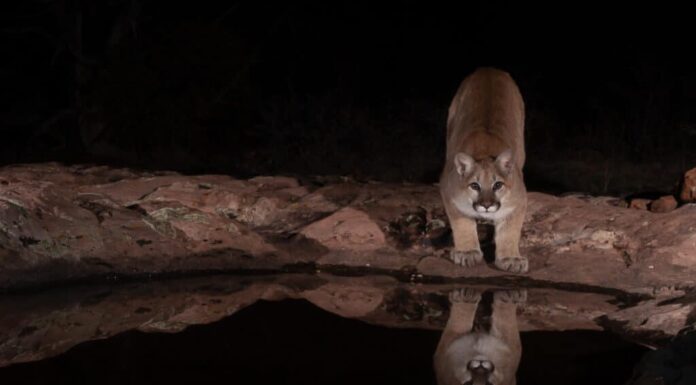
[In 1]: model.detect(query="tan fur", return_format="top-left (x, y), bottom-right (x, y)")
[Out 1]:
top-left (434, 289), bottom-right (523, 385)
top-left (440, 67), bottom-right (528, 273)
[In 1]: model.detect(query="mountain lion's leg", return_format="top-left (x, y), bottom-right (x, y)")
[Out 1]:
top-left (494, 206), bottom-right (528, 273)
top-left (445, 201), bottom-right (484, 267)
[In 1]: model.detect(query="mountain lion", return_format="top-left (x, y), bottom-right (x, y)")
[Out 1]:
top-left (440, 67), bottom-right (528, 273)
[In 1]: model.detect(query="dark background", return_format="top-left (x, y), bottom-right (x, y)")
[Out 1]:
top-left (3, 1), bottom-right (695, 194)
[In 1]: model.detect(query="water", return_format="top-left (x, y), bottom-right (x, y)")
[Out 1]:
top-left (0, 275), bottom-right (650, 385)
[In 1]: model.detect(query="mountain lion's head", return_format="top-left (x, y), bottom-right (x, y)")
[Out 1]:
top-left (449, 149), bottom-right (520, 220)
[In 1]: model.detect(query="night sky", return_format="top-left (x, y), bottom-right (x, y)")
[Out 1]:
top-left (2, 1), bottom-right (695, 194)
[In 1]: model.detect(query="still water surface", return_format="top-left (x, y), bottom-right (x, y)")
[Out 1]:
top-left (0, 278), bottom-right (647, 385)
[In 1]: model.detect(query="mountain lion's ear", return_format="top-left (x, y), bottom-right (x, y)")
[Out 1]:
top-left (454, 152), bottom-right (475, 176)
top-left (495, 149), bottom-right (514, 175)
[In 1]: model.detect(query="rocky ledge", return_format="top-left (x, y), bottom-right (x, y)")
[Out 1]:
top-left (2, 163), bottom-right (696, 381)
top-left (0, 163), bottom-right (695, 295)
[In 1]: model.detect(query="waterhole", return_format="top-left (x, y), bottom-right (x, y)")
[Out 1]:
top-left (0, 275), bottom-right (653, 385)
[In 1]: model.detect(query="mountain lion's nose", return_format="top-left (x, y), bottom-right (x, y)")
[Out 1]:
top-left (475, 201), bottom-right (500, 213)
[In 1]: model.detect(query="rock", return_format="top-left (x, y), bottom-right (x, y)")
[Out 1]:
top-left (680, 167), bottom-right (696, 203)
top-left (1, 163), bottom-right (696, 293)
top-left (300, 207), bottom-right (386, 251)
top-left (630, 198), bottom-right (651, 210)
top-left (650, 195), bottom-right (678, 213)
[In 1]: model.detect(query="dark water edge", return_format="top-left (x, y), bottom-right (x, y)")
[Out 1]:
top-left (0, 299), bottom-right (647, 385)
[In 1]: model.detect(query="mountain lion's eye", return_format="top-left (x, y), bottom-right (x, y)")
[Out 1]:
top-left (493, 181), bottom-right (504, 191)
top-left (469, 183), bottom-right (481, 191)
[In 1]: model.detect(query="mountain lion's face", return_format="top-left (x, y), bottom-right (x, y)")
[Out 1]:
top-left (451, 150), bottom-right (515, 220)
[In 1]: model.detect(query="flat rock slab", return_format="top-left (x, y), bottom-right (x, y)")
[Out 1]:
top-left (1, 163), bottom-right (696, 293)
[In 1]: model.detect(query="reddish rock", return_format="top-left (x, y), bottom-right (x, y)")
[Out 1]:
top-left (629, 198), bottom-right (651, 210)
top-left (680, 167), bottom-right (696, 203)
top-left (650, 195), bottom-right (678, 213)
top-left (300, 207), bottom-right (386, 251)
top-left (1, 163), bottom-right (696, 292)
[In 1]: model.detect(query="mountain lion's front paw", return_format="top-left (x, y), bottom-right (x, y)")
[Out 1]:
top-left (494, 256), bottom-right (528, 273)
top-left (450, 249), bottom-right (484, 267)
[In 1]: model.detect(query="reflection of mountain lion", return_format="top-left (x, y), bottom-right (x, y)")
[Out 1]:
top-left (440, 68), bottom-right (528, 273)
top-left (434, 289), bottom-right (523, 385)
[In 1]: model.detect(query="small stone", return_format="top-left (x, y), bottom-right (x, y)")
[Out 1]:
top-left (629, 198), bottom-right (651, 210)
top-left (680, 167), bottom-right (696, 203)
top-left (650, 195), bottom-right (678, 213)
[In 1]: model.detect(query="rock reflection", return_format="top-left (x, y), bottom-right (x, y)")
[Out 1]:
top-left (435, 288), bottom-right (525, 385)
top-left (0, 271), bottom-right (683, 378)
